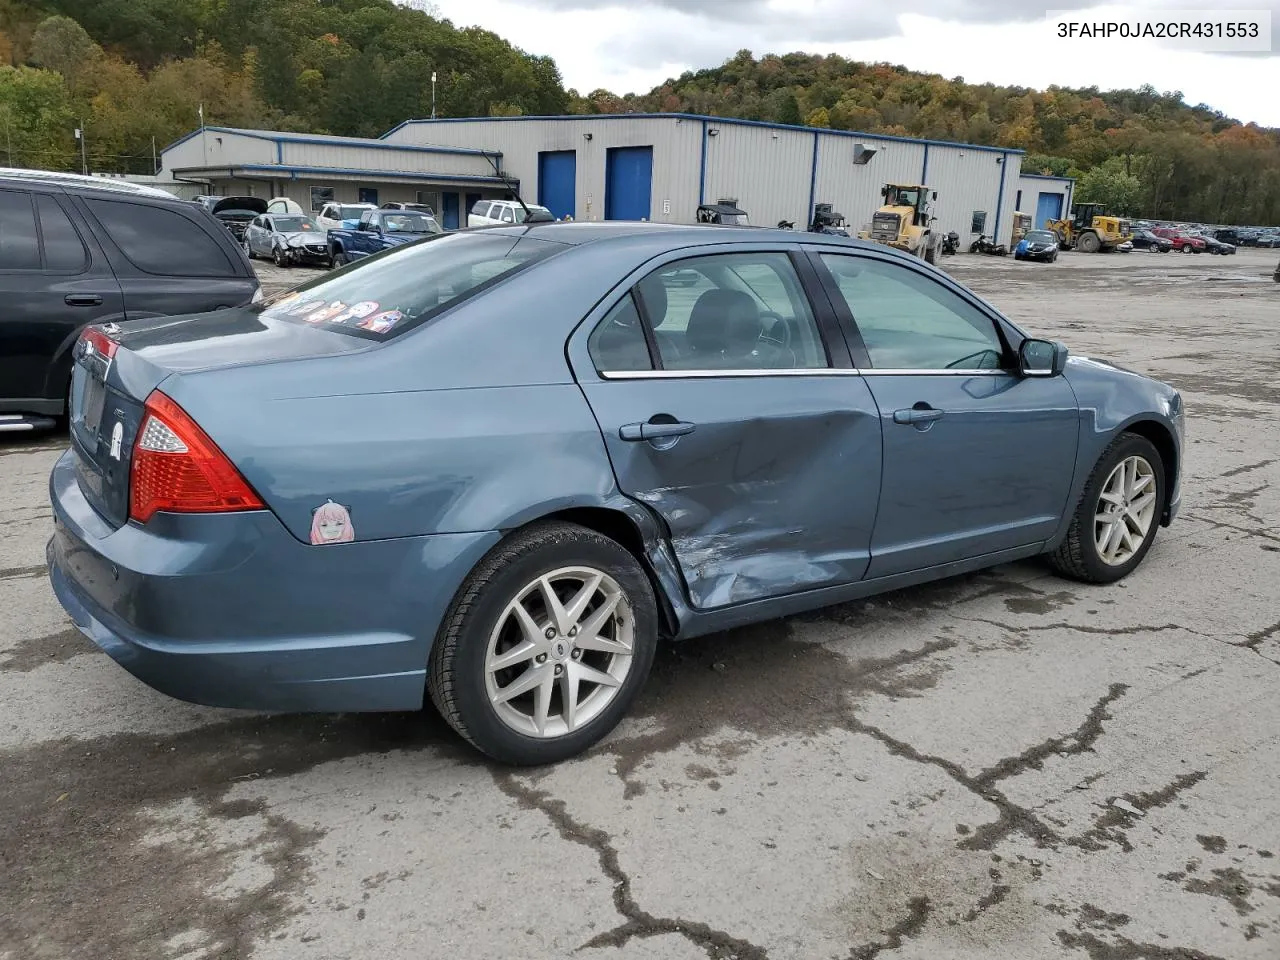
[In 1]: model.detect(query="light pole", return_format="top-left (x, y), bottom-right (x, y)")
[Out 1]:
top-left (431, 72), bottom-right (437, 120)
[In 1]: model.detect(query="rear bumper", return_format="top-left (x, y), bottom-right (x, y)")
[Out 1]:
top-left (46, 449), bottom-right (500, 713)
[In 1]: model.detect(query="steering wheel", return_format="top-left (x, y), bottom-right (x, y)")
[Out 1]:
top-left (756, 311), bottom-right (792, 348)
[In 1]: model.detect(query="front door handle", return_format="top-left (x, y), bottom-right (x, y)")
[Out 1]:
top-left (65, 295), bottom-right (103, 307)
top-left (893, 406), bottom-right (945, 425)
top-left (619, 420), bottom-right (696, 442)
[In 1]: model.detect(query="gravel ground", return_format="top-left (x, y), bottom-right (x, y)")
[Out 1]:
top-left (2, 246), bottom-right (1278, 960)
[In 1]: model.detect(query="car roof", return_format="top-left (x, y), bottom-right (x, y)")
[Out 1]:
top-left (0, 167), bottom-right (180, 200)
top-left (468, 220), bottom-right (919, 258)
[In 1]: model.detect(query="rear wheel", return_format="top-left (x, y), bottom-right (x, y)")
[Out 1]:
top-left (428, 521), bottom-right (659, 765)
top-left (243, 239), bottom-right (254, 260)
top-left (331, 249), bottom-right (347, 269)
top-left (1049, 433), bottom-right (1165, 584)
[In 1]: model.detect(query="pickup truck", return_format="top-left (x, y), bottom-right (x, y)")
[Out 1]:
top-left (326, 208), bottom-right (445, 267)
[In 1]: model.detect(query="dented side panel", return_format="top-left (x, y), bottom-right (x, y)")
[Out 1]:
top-left (579, 375), bottom-right (883, 609)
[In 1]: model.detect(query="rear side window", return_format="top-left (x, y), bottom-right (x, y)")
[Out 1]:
top-left (473, 201), bottom-right (491, 217)
top-left (84, 198), bottom-right (236, 277)
top-left (37, 195), bottom-right (88, 273)
top-left (255, 232), bottom-right (561, 341)
top-left (0, 189), bottom-right (40, 270)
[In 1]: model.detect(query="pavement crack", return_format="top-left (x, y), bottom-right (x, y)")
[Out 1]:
top-left (974, 684), bottom-right (1128, 788)
top-left (1067, 771), bottom-right (1208, 853)
top-left (957, 617), bottom-right (1188, 637)
top-left (0, 563), bottom-right (47, 581)
top-left (1220, 459), bottom-right (1277, 478)
top-left (844, 896), bottom-right (930, 960)
top-left (844, 715), bottom-right (1060, 850)
top-left (491, 772), bottom-right (769, 960)
top-left (960, 883), bottom-right (1011, 923)
top-left (1057, 930), bottom-right (1228, 959)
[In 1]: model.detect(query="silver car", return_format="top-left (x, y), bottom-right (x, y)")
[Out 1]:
top-left (243, 214), bottom-right (329, 267)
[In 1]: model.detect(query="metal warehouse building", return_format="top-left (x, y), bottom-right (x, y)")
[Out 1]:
top-left (157, 126), bottom-right (518, 217)
top-left (384, 114), bottom-right (1027, 245)
top-left (160, 114), bottom-right (1039, 245)
top-left (1016, 173), bottom-right (1075, 230)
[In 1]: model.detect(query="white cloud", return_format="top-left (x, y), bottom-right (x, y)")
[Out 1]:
top-left (428, 0), bottom-right (1280, 126)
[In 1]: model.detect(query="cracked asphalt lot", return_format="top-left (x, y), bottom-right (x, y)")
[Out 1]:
top-left (3, 248), bottom-right (1279, 960)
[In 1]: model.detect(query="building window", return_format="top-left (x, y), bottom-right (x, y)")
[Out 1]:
top-left (310, 186), bottom-right (335, 212)
top-left (971, 210), bottom-right (988, 234)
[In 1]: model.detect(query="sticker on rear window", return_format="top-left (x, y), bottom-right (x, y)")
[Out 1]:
top-left (303, 302), bottom-right (348, 324)
top-left (329, 301), bottom-right (380, 325)
top-left (357, 310), bottom-right (403, 334)
top-left (310, 500), bottom-right (354, 544)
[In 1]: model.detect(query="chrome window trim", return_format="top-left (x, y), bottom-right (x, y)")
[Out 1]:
top-left (596, 367), bottom-right (1012, 380)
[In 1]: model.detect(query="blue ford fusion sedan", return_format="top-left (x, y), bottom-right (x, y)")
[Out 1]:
top-left (48, 222), bottom-right (1184, 765)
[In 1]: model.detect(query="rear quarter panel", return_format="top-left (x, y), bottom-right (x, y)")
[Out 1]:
top-left (158, 236), bottom-right (701, 546)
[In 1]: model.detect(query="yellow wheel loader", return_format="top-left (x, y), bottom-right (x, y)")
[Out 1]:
top-left (858, 184), bottom-right (941, 264)
top-left (1047, 203), bottom-right (1131, 253)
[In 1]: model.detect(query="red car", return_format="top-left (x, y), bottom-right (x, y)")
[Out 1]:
top-left (1152, 227), bottom-right (1205, 253)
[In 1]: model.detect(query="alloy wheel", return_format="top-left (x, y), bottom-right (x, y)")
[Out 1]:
top-left (484, 566), bottom-right (634, 739)
top-left (1094, 455), bottom-right (1158, 566)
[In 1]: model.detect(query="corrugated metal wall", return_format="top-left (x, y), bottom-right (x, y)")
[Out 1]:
top-left (386, 117), bottom-right (704, 222)
top-left (278, 142), bottom-right (489, 177)
top-left (162, 131), bottom-right (274, 171)
top-left (702, 122), bottom-right (812, 227)
top-left (815, 134), bottom-right (926, 235)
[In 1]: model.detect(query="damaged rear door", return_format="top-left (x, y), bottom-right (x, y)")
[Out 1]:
top-left (574, 246), bottom-right (883, 610)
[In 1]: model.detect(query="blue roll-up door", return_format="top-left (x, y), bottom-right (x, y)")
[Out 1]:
top-left (605, 146), bottom-right (653, 221)
top-left (441, 193), bottom-right (459, 229)
top-left (538, 151), bottom-right (577, 219)
top-left (1035, 192), bottom-right (1063, 230)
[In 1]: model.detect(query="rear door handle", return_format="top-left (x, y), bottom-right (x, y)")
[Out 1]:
top-left (893, 406), bottom-right (945, 425)
top-left (65, 295), bottom-right (103, 307)
top-left (619, 420), bottom-right (696, 442)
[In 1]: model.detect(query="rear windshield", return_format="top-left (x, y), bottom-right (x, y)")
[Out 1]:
top-left (254, 232), bottom-right (561, 341)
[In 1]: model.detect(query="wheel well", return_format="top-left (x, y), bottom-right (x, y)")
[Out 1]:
top-left (538, 507), bottom-right (680, 638)
top-left (1123, 421), bottom-right (1178, 521)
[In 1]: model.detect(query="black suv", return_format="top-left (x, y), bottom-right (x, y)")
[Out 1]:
top-left (1, 170), bottom-right (260, 431)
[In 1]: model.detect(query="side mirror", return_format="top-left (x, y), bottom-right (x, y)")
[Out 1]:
top-left (1018, 338), bottom-right (1068, 377)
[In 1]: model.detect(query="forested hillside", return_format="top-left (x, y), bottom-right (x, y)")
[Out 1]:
top-left (0, 0), bottom-right (565, 173)
top-left (1, 2), bottom-right (1277, 224)
top-left (574, 50), bottom-right (1280, 226)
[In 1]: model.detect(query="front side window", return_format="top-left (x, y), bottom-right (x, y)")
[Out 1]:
top-left (0, 189), bottom-right (40, 270)
top-left (499, 206), bottom-right (515, 224)
top-left (629, 251), bottom-right (829, 372)
top-left (820, 254), bottom-right (1007, 371)
top-left (85, 198), bottom-right (236, 277)
top-left (254, 232), bottom-right (559, 341)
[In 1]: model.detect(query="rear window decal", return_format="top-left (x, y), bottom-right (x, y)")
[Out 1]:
top-left (304, 302), bottom-right (348, 324)
top-left (357, 310), bottom-right (403, 334)
top-left (329, 301), bottom-right (380, 325)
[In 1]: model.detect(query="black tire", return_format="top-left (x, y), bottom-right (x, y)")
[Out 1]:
top-left (272, 246), bottom-right (286, 267)
top-left (1077, 231), bottom-right (1101, 253)
top-left (1051, 252), bottom-right (1058, 263)
top-left (924, 243), bottom-right (938, 265)
top-left (243, 240), bottom-right (254, 260)
top-left (1048, 432), bottom-right (1165, 585)
top-left (331, 249), bottom-right (347, 269)
top-left (428, 521), bottom-right (659, 765)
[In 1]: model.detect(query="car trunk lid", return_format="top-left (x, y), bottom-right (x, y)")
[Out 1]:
top-left (69, 308), bottom-right (370, 531)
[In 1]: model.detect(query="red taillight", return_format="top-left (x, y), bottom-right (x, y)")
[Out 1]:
top-left (79, 326), bottom-right (118, 359)
top-left (129, 391), bottom-right (264, 523)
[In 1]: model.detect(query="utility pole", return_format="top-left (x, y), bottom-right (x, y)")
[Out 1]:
top-left (75, 122), bottom-right (87, 175)
top-left (4, 113), bottom-right (11, 166)
top-left (431, 72), bottom-right (437, 120)
top-left (152, 136), bottom-right (158, 175)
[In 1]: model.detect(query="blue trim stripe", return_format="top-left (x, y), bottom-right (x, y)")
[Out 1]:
top-left (921, 143), bottom-right (930, 184)
top-left (807, 131), bottom-right (819, 222)
top-left (698, 119), bottom-right (708, 205)
top-left (173, 164), bottom-right (517, 186)
top-left (384, 113), bottom-right (1025, 156)
top-left (993, 153), bottom-right (1008, 244)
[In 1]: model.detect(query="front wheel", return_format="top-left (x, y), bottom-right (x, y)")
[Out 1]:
top-left (428, 521), bottom-right (659, 765)
top-left (1048, 433), bottom-right (1164, 584)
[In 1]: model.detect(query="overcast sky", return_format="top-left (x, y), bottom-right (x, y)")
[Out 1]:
top-left (425, 0), bottom-right (1280, 127)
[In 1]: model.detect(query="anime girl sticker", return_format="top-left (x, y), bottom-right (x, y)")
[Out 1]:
top-left (357, 309), bottom-right (404, 334)
top-left (310, 500), bottom-right (355, 544)
top-left (303, 301), bottom-right (349, 324)
top-left (328, 300), bottom-right (380, 325)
